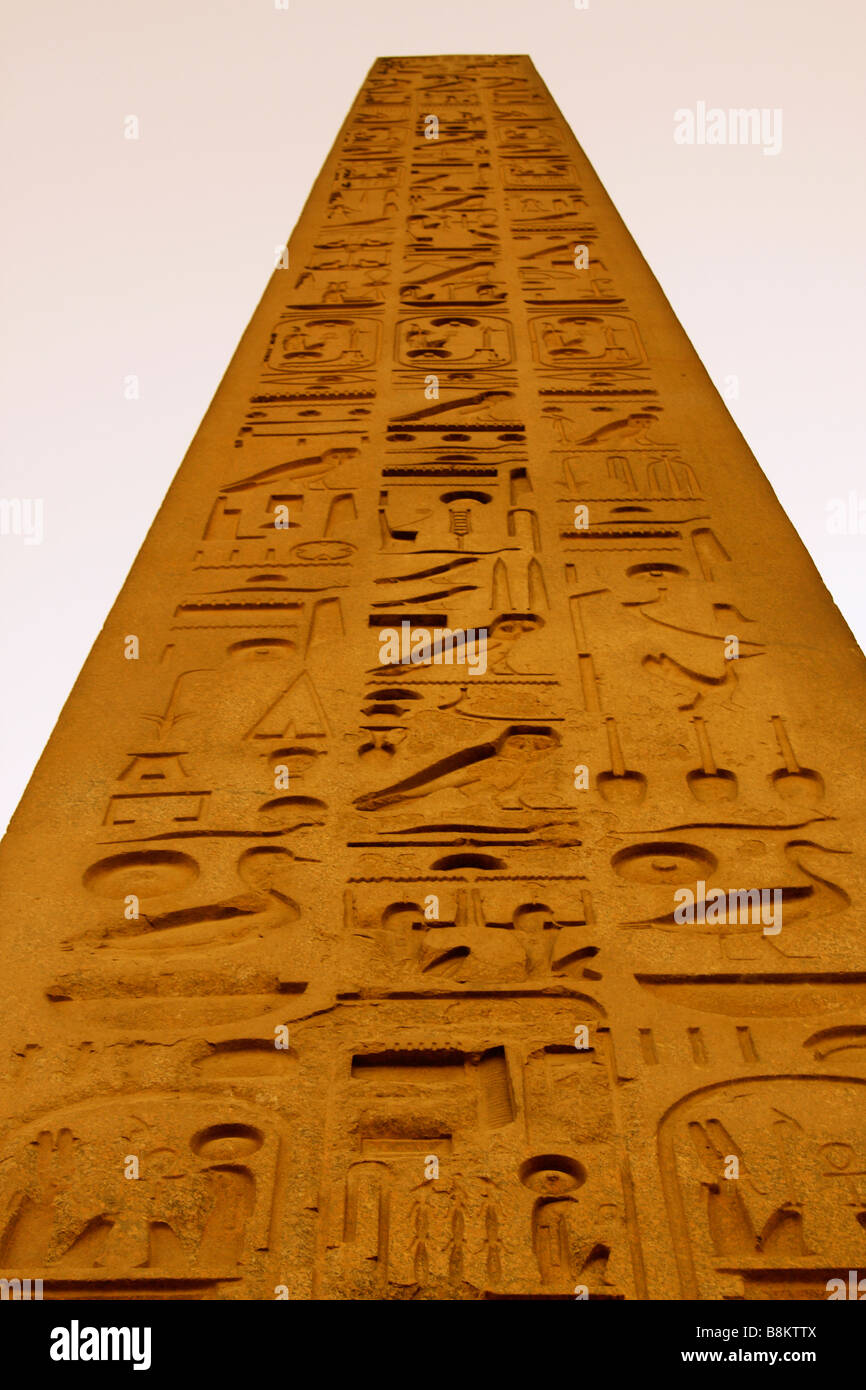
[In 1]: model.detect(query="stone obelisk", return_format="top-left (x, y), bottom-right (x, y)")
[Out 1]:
top-left (1, 55), bottom-right (863, 1302)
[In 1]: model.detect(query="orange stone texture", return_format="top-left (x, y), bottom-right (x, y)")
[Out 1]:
top-left (1, 54), bottom-right (865, 1303)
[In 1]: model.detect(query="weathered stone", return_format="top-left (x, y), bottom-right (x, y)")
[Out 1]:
top-left (1, 55), bottom-right (864, 1302)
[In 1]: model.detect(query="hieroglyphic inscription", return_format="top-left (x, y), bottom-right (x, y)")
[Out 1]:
top-left (1, 55), bottom-right (864, 1301)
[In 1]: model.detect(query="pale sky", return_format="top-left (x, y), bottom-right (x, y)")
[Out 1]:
top-left (1, 0), bottom-right (864, 834)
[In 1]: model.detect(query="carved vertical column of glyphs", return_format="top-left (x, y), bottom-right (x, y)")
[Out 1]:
top-left (489, 60), bottom-right (866, 1302)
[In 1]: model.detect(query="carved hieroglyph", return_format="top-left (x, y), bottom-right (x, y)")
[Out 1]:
top-left (1, 55), bottom-right (864, 1302)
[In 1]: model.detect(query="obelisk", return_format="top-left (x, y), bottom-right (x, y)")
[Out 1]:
top-left (1, 55), bottom-right (863, 1302)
